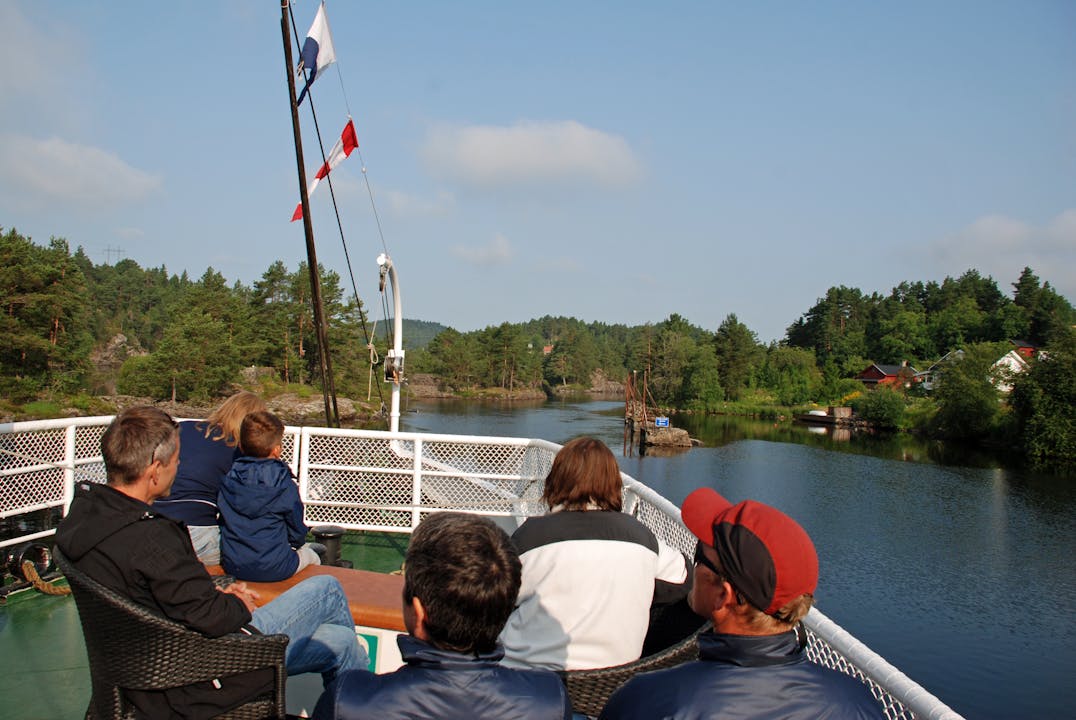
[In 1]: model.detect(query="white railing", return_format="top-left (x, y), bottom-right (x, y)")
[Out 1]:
top-left (0, 417), bottom-right (962, 720)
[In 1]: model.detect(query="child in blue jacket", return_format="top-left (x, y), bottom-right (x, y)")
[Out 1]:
top-left (218, 410), bottom-right (321, 581)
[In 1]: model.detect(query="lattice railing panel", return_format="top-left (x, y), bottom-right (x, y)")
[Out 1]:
top-left (1, 428), bottom-right (67, 471)
top-left (74, 463), bottom-right (108, 485)
top-left (419, 440), bottom-right (530, 477)
top-left (299, 431), bottom-right (557, 531)
top-left (1, 429), bottom-right (69, 517)
top-left (307, 434), bottom-right (414, 470)
top-left (1, 466), bottom-right (65, 517)
top-left (75, 425), bottom-right (106, 462)
top-left (418, 474), bottom-right (517, 514)
top-left (804, 623), bottom-right (915, 720)
top-left (306, 468), bottom-right (414, 506)
top-left (628, 491), bottom-right (695, 556)
top-left (305, 503), bottom-right (414, 529)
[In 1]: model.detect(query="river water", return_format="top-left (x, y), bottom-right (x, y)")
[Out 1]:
top-left (402, 398), bottom-right (1076, 720)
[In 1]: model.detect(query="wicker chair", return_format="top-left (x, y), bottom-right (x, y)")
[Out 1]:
top-left (55, 547), bottom-right (289, 720)
top-left (559, 622), bottom-right (712, 718)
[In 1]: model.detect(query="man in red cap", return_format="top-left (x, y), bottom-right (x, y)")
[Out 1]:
top-left (600, 488), bottom-right (885, 719)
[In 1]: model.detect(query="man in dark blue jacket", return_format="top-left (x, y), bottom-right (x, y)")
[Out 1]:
top-left (600, 488), bottom-right (886, 720)
top-left (313, 512), bottom-right (572, 720)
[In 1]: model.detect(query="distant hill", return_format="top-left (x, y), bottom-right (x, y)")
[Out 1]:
top-left (401, 319), bottom-right (449, 350)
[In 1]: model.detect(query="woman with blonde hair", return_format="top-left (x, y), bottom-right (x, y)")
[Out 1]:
top-left (499, 437), bottom-right (689, 671)
top-left (154, 391), bottom-right (267, 564)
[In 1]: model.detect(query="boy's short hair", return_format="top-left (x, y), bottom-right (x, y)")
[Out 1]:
top-left (403, 512), bottom-right (521, 655)
top-left (238, 410), bottom-right (285, 458)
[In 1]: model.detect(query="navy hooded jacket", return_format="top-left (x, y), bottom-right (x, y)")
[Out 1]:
top-left (218, 456), bottom-right (309, 581)
top-left (600, 629), bottom-right (886, 720)
top-left (312, 635), bottom-right (572, 720)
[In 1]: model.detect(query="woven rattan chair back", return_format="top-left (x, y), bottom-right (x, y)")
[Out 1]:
top-left (559, 621), bottom-right (712, 718)
top-left (55, 547), bottom-right (288, 720)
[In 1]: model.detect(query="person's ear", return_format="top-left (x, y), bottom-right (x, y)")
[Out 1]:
top-left (710, 578), bottom-right (740, 623)
top-left (410, 595), bottom-right (429, 641)
top-left (270, 444), bottom-right (283, 459)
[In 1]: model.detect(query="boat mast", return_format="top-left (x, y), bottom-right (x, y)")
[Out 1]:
top-left (377, 253), bottom-right (404, 433)
top-left (280, 1), bottom-right (339, 427)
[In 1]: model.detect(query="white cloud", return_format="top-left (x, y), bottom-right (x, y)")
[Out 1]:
top-left (422, 121), bottom-right (642, 188)
top-left (930, 210), bottom-right (1076, 299)
top-left (451, 233), bottom-right (513, 265)
top-left (0, 134), bottom-right (162, 209)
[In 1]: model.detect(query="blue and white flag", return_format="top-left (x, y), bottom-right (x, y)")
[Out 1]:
top-left (296, 2), bottom-right (336, 105)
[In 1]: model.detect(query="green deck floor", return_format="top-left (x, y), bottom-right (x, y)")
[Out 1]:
top-left (0, 531), bottom-right (409, 720)
top-left (0, 584), bottom-right (89, 720)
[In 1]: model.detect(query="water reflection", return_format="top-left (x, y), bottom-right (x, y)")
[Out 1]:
top-left (669, 413), bottom-right (1032, 470)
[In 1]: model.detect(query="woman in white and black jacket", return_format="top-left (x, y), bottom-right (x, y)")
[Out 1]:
top-left (499, 437), bottom-right (690, 671)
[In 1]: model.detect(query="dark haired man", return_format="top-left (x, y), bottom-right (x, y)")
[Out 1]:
top-left (600, 488), bottom-right (886, 720)
top-left (313, 512), bottom-right (572, 720)
top-left (56, 406), bottom-right (366, 718)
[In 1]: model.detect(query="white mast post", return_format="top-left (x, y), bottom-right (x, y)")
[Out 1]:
top-left (377, 253), bottom-right (404, 433)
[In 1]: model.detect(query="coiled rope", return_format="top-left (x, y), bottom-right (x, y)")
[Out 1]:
top-left (21, 560), bottom-right (71, 596)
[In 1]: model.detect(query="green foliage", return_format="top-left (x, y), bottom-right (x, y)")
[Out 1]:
top-left (1009, 333), bottom-right (1076, 464)
top-left (852, 386), bottom-right (906, 429)
top-left (787, 268), bottom-right (1072, 377)
top-left (785, 286), bottom-right (870, 370)
top-left (820, 375), bottom-right (867, 405)
top-left (543, 320), bottom-right (600, 388)
top-left (0, 229), bottom-right (93, 399)
top-left (22, 400), bottom-right (63, 417)
top-left (902, 396), bottom-right (937, 432)
top-left (117, 355), bottom-right (162, 397)
top-left (683, 344), bottom-right (724, 411)
top-left (426, 328), bottom-right (480, 389)
top-left (646, 316), bottom-right (700, 404)
top-left (759, 346), bottom-right (822, 405)
top-left (931, 342), bottom-right (1007, 439)
top-left (714, 313), bottom-right (761, 401)
top-left (402, 319), bottom-right (449, 350)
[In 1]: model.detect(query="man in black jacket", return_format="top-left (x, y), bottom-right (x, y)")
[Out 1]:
top-left (313, 512), bottom-right (571, 720)
top-left (57, 406), bottom-right (365, 719)
top-left (600, 487), bottom-right (886, 720)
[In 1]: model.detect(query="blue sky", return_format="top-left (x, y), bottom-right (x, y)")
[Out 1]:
top-left (2, 1), bottom-right (1073, 343)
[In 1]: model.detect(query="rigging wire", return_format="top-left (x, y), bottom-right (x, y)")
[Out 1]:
top-left (288, 1), bottom-right (388, 411)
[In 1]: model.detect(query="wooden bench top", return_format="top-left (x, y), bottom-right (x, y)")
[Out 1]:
top-left (207, 564), bottom-right (407, 633)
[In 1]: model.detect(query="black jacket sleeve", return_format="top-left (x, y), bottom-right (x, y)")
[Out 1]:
top-left (133, 518), bottom-right (252, 637)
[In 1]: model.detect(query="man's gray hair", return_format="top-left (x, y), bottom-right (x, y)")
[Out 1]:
top-left (101, 406), bottom-right (179, 486)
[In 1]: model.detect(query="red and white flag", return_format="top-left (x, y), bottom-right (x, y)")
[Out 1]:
top-left (291, 119), bottom-right (359, 221)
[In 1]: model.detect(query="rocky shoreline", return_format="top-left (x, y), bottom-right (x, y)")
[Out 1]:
top-left (4, 370), bottom-right (627, 426)
top-left (21, 393), bottom-right (385, 428)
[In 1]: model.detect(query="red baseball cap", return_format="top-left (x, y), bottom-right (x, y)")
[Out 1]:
top-left (681, 487), bottom-right (818, 616)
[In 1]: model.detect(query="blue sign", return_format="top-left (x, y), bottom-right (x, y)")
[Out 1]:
top-left (655, 416), bottom-right (670, 427)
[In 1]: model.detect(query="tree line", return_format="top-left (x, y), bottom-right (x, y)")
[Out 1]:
top-left (1, 227), bottom-right (385, 404)
top-left (2, 226), bottom-right (1074, 465)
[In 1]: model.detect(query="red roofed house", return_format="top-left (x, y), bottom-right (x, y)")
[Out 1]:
top-left (858, 362), bottom-right (919, 389)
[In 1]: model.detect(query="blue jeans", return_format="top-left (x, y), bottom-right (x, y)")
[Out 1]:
top-left (187, 525), bottom-right (221, 565)
top-left (250, 575), bottom-right (367, 686)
